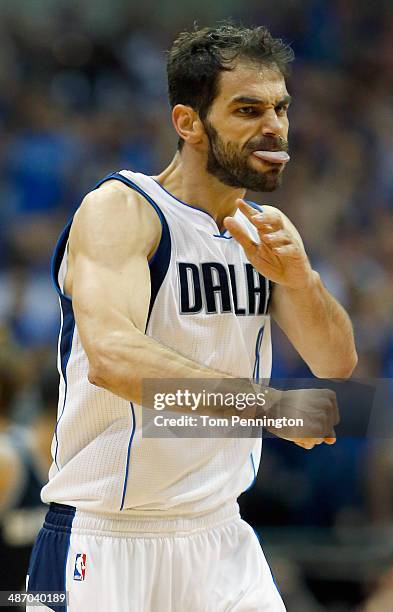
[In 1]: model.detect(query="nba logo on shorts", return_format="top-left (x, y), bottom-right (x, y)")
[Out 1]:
top-left (73, 553), bottom-right (87, 581)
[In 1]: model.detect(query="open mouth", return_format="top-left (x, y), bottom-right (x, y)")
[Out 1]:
top-left (252, 150), bottom-right (290, 164)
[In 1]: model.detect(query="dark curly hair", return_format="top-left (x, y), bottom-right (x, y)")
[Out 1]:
top-left (167, 22), bottom-right (294, 149)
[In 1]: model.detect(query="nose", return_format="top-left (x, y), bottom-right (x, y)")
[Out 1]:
top-left (261, 108), bottom-right (283, 137)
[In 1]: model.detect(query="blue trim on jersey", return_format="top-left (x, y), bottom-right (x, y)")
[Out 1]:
top-left (58, 297), bottom-right (75, 382)
top-left (252, 325), bottom-right (265, 383)
top-left (27, 503), bottom-right (76, 612)
top-left (50, 219), bottom-right (73, 301)
top-left (95, 173), bottom-right (172, 327)
top-left (152, 177), bottom-right (220, 224)
top-left (152, 187), bottom-right (263, 239)
top-left (51, 220), bottom-right (76, 471)
top-left (213, 232), bottom-right (232, 239)
top-left (54, 298), bottom-right (75, 470)
top-left (120, 402), bottom-right (136, 511)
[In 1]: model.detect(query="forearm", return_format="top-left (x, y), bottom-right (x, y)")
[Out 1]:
top-left (87, 324), bottom-right (232, 404)
top-left (274, 271), bottom-right (358, 378)
top-left (85, 317), bottom-right (340, 444)
top-left (86, 323), bottom-right (288, 419)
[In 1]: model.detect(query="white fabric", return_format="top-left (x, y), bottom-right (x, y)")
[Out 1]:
top-left (41, 171), bottom-right (272, 516)
top-left (28, 509), bottom-right (285, 612)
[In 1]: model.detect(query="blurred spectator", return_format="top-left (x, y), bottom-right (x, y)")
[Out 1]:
top-left (0, 362), bottom-right (58, 594)
top-left (366, 441), bottom-right (393, 527)
top-left (0, 329), bottom-right (25, 512)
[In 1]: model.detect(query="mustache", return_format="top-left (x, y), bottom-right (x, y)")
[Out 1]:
top-left (246, 136), bottom-right (289, 153)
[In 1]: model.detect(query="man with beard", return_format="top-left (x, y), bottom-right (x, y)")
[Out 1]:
top-left (26, 23), bottom-right (357, 611)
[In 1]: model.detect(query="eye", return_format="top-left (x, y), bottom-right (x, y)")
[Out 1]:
top-left (275, 104), bottom-right (289, 116)
top-left (236, 106), bottom-right (259, 117)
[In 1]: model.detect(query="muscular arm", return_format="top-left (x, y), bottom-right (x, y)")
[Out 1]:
top-left (225, 201), bottom-right (358, 379)
top-left (271, 272), bottom-right (357, 378)
top-left (66, 182), bottom-right (228, 405)
top-left (268, 209), bottom-right (357, 378)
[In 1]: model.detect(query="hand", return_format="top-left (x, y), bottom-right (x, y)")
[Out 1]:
top-left (263, 387), bottom-right (339, 449)
top-left (224, 200), bottom-right (313, 289)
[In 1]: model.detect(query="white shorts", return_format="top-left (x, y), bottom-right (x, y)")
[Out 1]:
top-left (26, 502), bottom-right (285, 612)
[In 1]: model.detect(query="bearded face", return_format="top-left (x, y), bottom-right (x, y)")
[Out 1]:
top-left (203, 118), bottom-right (289, 192)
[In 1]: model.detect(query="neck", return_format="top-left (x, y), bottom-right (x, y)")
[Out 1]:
top-left (154, 150), bottom-right (246, 230)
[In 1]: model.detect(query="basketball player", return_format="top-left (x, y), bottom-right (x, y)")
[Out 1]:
top-left (26, 24), bottom-right (357, 611)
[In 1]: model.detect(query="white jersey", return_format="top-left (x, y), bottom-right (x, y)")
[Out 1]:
top-left (41, 170), bottom-right (272, 517)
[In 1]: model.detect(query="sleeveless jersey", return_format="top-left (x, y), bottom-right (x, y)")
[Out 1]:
top-left (41, 170), bottom-right (272, 516)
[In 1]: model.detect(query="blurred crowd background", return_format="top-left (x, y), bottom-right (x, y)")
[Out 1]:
top-left (0, 0), bottom-right (392, 610)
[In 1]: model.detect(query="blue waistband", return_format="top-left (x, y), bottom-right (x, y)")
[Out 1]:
top-left (43, 503), bottom-right (76, 533)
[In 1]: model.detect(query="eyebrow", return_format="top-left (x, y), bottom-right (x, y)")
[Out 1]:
top-left (229, 94), bottom-right (292, 107)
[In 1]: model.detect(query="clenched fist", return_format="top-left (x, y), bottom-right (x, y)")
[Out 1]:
top-left (262, 386), bottom-right (339, 449)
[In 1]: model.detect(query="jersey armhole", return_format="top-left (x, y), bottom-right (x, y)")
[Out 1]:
top-left (51, 172), bottom-right (172, 328)
top-left (92, 172), bottom-right (172, 326)
top-left (51, 219), bottom-right (74, 302)
top-left (93, 172), bottom-right (171, 265)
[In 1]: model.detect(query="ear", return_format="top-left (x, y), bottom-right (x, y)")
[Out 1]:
top-left (172, 105), bottom-right (204, 146)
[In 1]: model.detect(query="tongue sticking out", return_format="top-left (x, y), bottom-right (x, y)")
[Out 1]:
top-left (253, 150), bottom-right (290, 164)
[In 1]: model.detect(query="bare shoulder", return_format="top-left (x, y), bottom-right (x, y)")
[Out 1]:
top-left (70, 179), bottom-right (162, 259)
